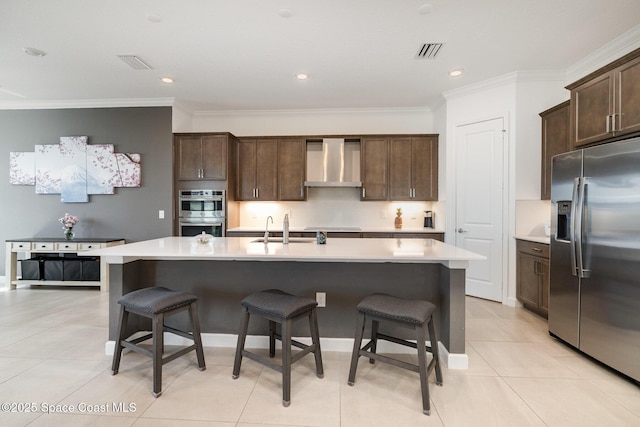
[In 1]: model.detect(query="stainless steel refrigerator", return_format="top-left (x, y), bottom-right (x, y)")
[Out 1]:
top-left (550, 136), bottom-right (640, 383)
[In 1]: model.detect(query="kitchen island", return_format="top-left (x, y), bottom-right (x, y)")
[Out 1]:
top-left (85, 236), bottom-right (483, 368)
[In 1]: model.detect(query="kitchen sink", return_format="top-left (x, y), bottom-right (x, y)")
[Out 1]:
top-left (251, 238), bottom-right (315, 244)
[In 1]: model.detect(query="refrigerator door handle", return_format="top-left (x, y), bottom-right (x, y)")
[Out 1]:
top-left (570, 177), bottom-right (580, 276)
top-left (575, 177), bottom-right (590, 278)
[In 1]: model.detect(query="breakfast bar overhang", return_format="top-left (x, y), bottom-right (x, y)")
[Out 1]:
top-left (85, 237), bottom-right (484, 369)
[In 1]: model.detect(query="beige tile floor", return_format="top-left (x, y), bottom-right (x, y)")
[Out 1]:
top-left (0, 287), bottom-right (638, 426)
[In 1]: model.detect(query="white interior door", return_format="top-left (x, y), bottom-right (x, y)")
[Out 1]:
top-left (455, 118), bottom-right (505, 301)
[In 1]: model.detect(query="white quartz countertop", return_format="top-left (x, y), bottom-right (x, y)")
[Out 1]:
top-left (227, 226), bottom-right (445, 233)
top-left (515, 235), bottom-right (550, 244)
top-left (84, 236), bottom-right (483, 268)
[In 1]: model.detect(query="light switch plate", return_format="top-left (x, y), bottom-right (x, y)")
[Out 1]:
top-left (159, 210), bottom-right (165, 219)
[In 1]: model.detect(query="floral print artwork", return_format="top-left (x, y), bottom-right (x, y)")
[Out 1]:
top-left (10, 136), bottom-right (141, 203)
top-left (9, 152), bottom-right (35, 185)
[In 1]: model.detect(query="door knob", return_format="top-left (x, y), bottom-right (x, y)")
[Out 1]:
top-left (457, 228), bottom-right (468, 233)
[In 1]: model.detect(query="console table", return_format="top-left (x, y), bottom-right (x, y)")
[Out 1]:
top-left (5, 238), bottom-right (125, 292)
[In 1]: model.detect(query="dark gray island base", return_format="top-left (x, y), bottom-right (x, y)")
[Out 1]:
top-left (84, 237), bottom-right (483, 369)
top-left (108, 259), bottom-right (466, 365)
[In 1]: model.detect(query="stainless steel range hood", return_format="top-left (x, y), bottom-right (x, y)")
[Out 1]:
top-left (304, 138), bottom-right (362, 187)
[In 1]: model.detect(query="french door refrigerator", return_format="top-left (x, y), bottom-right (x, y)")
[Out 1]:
top-left (550, 136), bottom-right (640, 383)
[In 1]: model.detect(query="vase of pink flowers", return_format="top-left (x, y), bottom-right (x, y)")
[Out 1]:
top-left (59, 213), bottom-right (79, 240)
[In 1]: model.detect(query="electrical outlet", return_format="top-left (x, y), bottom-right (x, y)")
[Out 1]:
top-left (316, 292), bottom-right (326, 307)
top-left (380, 210), bottom-right (386, 219)
top-left (158, 210), bottom-right (165, 219)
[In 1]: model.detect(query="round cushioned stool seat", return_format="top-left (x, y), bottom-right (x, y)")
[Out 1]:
top-left (118, 286), bottom-right (198, 314)
top-left (357, 293), bottom-right (436, 325)
top-left (241, 289), bottom-right (318, 319)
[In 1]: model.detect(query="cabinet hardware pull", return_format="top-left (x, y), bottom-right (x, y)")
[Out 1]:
top-left (255, 188), bottom-right (259, 199)
top-left (362, 188), bottom-right (366, 198)
top-left (300, 187), bottom-right (303, 197)
top-left (612, 113), bottom-right (617, 132)
top-left (531, 247), bottom-right (541, 252)
top-left (606, 115), bottom-right (611, 133)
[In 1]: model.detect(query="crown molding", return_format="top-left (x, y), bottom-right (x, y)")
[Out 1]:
top-left (191, 106), bottom-right (432, 117)
top-left (442, 70), bottom-right (565, 101)
top-left (566, 24), bottom-right (640, 83)
top-left (0, 98), bottom-right (175, 110)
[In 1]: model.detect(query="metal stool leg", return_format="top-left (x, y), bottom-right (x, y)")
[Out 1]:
top-left (269, 320), bottom-right (277, 358)
top-left (428, 316), bottom-right (443, 386)
top-left (416, 323), bottom-right (431, 415)
top-left (111, 306), bottom-right (129, 375)
top-left (189, 302), bottom-right (206, 371)
top-left (348, 312), bottom-right (366, 386)
top-left (282, 318), bottom-right (292, 407)
top-left (232, 307), bottom-right (250, 379)
top-left (308, 308), bottom-right (324, 378)
top-left (369, 319), bottom-right (379, 364)
top-left (152, 313), bottom-right (164, 397)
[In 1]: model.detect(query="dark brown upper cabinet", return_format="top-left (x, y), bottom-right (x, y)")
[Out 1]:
top-left (540, 101), bottom-right (570, 200)
top-left (360, 138), bottom-right (389, 201)
top-left (175, 134), bottom-right (228, 180)
top-left (568, 48), bottom-right (640, 148)
top-left (236, 139), bottom-right (278, 201)
top-left (389, 136), bottom-right (438, 201)
top-left (278, 138), bottom-right (307, 201)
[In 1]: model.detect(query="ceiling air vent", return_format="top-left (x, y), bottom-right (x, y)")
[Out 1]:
top-left (415, 43), bottom-right (444, 59)
top-left (117, 55), bottom-right (153, 70)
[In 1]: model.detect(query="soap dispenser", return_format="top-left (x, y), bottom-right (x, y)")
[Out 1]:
top-left (424, 211), bottom-right (434, 228)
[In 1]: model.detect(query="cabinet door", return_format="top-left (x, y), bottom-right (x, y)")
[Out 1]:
top-left (615, 55), bottom-right (640, 137)
top-left (517, 251), bottom-right (540, 309)
top-left (571, 72), bottom-right (614, 148)
top-left (255, 139), bottom-right (278, 200)
top-left (412, 137), bottom-right (438, 201)
top-left (539, 258), bottom-right (550, 316)
top-left (278, 138), bottom-right (306, 201)
top-left (540, 102), bottom-right (570, 200)
top-left (176, 136), bottom-right (203, 180)
top-left (389, 138), bottom-right (413, 200)
top-left (237, 139), bottom-right (257, 200)
top-left (361, 138), bottom-right (388, 200)
top-left (201, 135), bottom-right (227, 180)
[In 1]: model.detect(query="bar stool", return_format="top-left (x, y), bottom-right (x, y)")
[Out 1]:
top-left (232, 289), bottom-right (324, 407)
top-left (111, 286), bottom-right (206, 397)
top-left (347, 293), bottom-right (443, 415)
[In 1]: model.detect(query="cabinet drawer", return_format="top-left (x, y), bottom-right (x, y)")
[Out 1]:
top-left (79, 242), bottom-right (103, 251)
top-left (33, 242), bottom-right (55, 251)
top-left (516, 240), bottom-right (549, 258)
top-left (56, 242), bottom-right (78, 251)
top-left (11, 242), bottom-right (32, 251)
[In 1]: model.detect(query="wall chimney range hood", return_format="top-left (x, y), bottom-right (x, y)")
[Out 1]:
top-left (304, 138), bottom-right (362, 187)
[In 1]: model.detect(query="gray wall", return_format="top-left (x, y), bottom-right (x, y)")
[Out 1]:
top-left (0, 107), bottom-right (173, 276)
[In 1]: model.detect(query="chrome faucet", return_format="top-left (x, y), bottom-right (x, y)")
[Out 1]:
top-left (264, 216), bottom-right (273, 243)
top-left (282, 214), bottom-right (290, 244)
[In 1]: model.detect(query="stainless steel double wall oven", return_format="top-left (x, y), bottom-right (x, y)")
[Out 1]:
top-left (178, 190), bottom-right (226, 237)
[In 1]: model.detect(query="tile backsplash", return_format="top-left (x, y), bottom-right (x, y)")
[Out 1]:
top-left (237, 187), bottom-right (442, 230)
top-left (516, 200), bottom-right (551, 236)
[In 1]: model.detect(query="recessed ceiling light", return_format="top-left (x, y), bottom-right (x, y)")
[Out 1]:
top-left (449, 68), bottom-right (464, 77)
top-left (161, 77), bottom-right (174, 84)
top-left (296, 73), bottom-right (308, 80)
top-left (22, 47), bottom-right (46, 57)
top-left (278, 9), bottom-right (293, 18)
top-left (418, 3), bottom-right (433, 15)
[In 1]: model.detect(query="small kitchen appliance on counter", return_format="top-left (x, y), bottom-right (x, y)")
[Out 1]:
top-left (424, 211), bottom-right (434, 228)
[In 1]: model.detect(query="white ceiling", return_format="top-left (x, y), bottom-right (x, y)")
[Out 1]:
top-left (1, 0), bottom-right (640, 112)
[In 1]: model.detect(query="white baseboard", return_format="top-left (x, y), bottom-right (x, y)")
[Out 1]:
top-left (105, 332), bottom-right (469, 369)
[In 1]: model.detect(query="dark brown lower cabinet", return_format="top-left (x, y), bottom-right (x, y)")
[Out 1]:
top-left (516, 239), bottom-right (549, 318)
